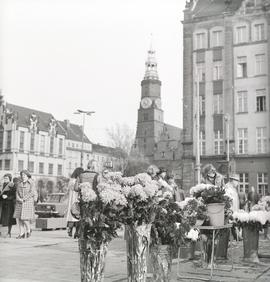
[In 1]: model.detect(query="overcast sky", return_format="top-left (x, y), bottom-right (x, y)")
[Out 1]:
top-left (0, 0), bottom-right (186, 145)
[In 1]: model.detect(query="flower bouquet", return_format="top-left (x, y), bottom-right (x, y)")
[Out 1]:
top-left (78, 180), bottom-right (127, 282)
top-left (120, 172), bottom-right (161, 282)
top-left (190, 184), bottom-right (231, 226)
top-left (180, 198), bottom-right (207, 227)
top-left (150, 195), bottom-right (190, 281)
top-left (233, 208), bottom-right (270, 263)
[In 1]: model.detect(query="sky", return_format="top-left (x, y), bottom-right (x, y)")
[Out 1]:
top-left (0, 0), bottom-right (186, 145)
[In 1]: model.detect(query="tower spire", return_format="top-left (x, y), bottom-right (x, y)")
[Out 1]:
top-left (144, 37), bottom-right (159, 80)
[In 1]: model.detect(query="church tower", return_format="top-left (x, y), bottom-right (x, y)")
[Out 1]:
top-left (134, 47), bottom-right (164, 160)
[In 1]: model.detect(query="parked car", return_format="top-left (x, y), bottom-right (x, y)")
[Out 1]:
top-left (35, 193), bottom-right (68, 218)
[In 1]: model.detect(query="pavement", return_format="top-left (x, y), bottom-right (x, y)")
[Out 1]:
top-left (1, 226), bottom-right (270, 282)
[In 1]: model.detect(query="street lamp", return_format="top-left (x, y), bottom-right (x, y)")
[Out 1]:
top-left (74, 109), bottom-right (95, 167)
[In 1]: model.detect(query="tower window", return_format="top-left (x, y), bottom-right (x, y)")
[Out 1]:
top-left (143, 113), bottom-right (149, 121)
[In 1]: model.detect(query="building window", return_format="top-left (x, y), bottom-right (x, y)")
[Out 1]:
top-left (255, 54), bottom-right (265, 75)
top-left (195, 32), bottom-right (206, 49)
top-left (19, 131), bottom-right (25, 151)
top-left (256, 127), bottom-right (267, 153)
top-left (18, 160), bottom-right (24, 172)
top-left (4, 159), bottom-right (10, 170)
top-left (213, 63), bottom-right (223, 80)
top-left (143, 113), bottom-right (149, 121)
top-left (6, 130), bottom-right (12, 151)
top-left (236, 26), bottom-right (247, 43)
top-left (199, 95), bottom-right (205, 115)
top-left (237, 56), bottom-right (247, 78)
top-left (200, 131), bottom-right (206, 155)
top-left (0, 131), bottom-right (3, 152)
top-left (68, 162), bottom-right (72, 170)
top-left (213, 94), bottom-right (223, 114)
top-left (214, 131), bottom-right (224, 155)
top-left (237, 128), bottom-right (248, 154)
top-left (212, 30), bottom-right (222, 47)
top-left (40, 135), bottom-right (45, 155)
top-left (48, 163), bottom-right (53, 175)
top-left (59, 139), bottom-right (63, 156)
top-left (28, 161), bottom-right (34, 173)
top-left (30, 133), bottom-right (35, 152)
top-left (196, 63), bottom-right (205, 82)
top-left (39, 162), bottom-right (44, 174)
top-left (0, 160), bottom-right (2, 170)
top-left (256, 89), bottom-right (266, 112)
top-left (50, 137), bottom-right (54, 156)
top-left (239, 173), bottom-right (249, 194)
top-left (237, 91), bottom-right (248, 113)
top-left (257, 173), bottom-right (268, 195)
top-left (57, 164), bottom-right (62, 176)
top-left (254, 23), bottom-right (265, 41)
top-left (161, 151), bottom-right (165, 158)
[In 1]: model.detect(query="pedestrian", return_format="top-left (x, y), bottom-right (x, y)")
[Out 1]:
top-left (74, 160), bottom-right (100, 192)
top-left (225, 174), bottom-right (241, 240)
top-left (247, 186), bottom-right (260, 211)
top-left (157, 167), bottom-right (173, 195)
top-left (0, 174), bottom-right (16, 237)
top-left (238, 186), bottom-right (247, 210)
top-left (167, 174), bottom-right (185, 202)
top-left (66, 167), bottom-right (84, 238)
top-left (201, 163), bottom-right (225, 188)
top-left (14, 170), bottom-right (35, 239)
top-left (146, 165), bottom-right (159, 180)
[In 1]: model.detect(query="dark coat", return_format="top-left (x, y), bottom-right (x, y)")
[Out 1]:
top-left (0, 182), bottom-right (16, 226)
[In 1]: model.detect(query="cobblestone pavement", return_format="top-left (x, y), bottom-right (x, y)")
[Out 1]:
top-left (1, 227), bottom-right (270, 282)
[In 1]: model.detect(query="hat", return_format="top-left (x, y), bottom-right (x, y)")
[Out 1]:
top-left (3, 173), bottom-right (12, 182)
top-left (20, 170), bottom-right (31, 178)
top-left (229, 174), bottom-right (240, 182)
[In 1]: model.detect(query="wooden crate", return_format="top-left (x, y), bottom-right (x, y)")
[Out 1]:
top-left (36, 218), bottom-right (67, 230)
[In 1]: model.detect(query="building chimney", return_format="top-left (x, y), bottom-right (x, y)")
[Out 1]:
top-left (64, 119), bottom-right (70, 128)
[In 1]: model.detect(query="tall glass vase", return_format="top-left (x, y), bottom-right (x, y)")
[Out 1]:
top-left (125, 223), bottom-right (152, 282)
top-left (79, 239), bottom-right (108, 282)
top-left (150, 244), bottom-right (172, 282)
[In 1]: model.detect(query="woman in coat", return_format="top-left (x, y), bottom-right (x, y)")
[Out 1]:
top-left (0, 174), bottom-right (16, 237)
top-left (66, 167), bottom-right (84, 238)
top-left (14, 170), bottom-right (35, 239)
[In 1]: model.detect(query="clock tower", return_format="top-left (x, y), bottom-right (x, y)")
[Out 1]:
top-left (134, 47), bottom-right (164, 160)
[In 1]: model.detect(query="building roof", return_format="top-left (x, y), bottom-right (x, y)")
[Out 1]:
top-left (92, 143), bottom-right (127, 158)
top-left (58, 120), bottom-right (91, 144)
top-left (6, 103), bottom-right (66, 135)
top-left (191, 0), bottom-right (243, 18)
top-left (160, 123), bottom-right (182, 141)
top-left (5, 103), bottom-right (91, 143)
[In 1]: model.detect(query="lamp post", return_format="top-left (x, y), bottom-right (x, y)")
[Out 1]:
top-left (195, 71), bottom-right (201, 184)
top-left (74, 110), bottom-right (95, 168)
top-left (224, 113), bottom-right (230, 180)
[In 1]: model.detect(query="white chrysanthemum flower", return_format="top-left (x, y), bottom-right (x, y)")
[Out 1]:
top-left (80, 184), bottom-right (97, 203)
top-left (185, 228), bottom-right (199, 241)
top-left (129, 184), bottom-right (148, 201)
top-left (99, 189), bottom-right (127, 206)
top-left (134, 173), bottom-right (152, 186)
top-left (121, 177), bottom-right (135, 186)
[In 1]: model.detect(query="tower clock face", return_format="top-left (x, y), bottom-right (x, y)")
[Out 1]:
top-left (155, 98), bottom-right (161, 109)
top-left (141, 97), bottom-right (152, 109)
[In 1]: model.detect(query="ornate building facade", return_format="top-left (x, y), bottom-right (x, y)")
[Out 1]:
top-left (182, 0), bottom-right (270, 194)
top-left (133, 47), bottom-right (183, 181)
top-left (0, 96), bottom-right (124, 193)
